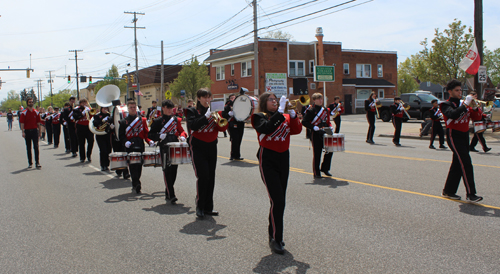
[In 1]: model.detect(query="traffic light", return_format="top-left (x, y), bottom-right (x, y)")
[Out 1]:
top-left (123, 75), bottom-right (128, 83)
top-left (130, 75), bottom-right (134, 83)
top-left (89, 76), bottom-right (92, 83)
top-left (26, 69), bottom-right (30, 78)
top-left (68, 75), bottom-right (71, 83)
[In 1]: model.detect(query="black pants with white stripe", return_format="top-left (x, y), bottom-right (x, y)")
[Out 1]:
top-left (392, 116), bottom-right (402, 144)
top-left (444, 128), bottom-right (477, 195)
top-left (190, 137), bottom-right (217, 212)
top-left (258, 147), bottom-right (289, 243)
top-left (311, 131), bottom-right (333, 176)
top-left (470, 132), bottom-right (487, 150)
top-left (430, 121), bottom-right (444, 146)
top-left (160, 146), bottom-right (178, 200)
top-left (366, 112), bottom-right (375, 142)
top-left (333, 116), bottom-right (341, 133)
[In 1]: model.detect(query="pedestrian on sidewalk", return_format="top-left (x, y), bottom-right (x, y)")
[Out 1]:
top-left (428, 99), bottom-right (446, 149)
top-left (20, 97), bottom-right (42, 169)
top-left (6, 109), bottom-right (13, 131)
top-left (440, 80), bottom-right (482, 203)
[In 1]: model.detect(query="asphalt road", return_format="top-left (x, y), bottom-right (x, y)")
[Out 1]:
top-left (1, 115), bottom-right (499, 273)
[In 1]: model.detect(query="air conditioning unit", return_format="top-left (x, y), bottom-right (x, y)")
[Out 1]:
top-left (310, 83), bottom-right (316, 90)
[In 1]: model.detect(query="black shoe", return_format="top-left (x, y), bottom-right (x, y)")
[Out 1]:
top-left (133, 186), bottom-right (141, 194)
top-left (65, 150), bottom-right (70, 154)
top-left (123, 174), bottom-right (131, 180)
top-left (72, 153), bottom-right (78, 157)
top-left (235, 157), bottom-right (244, 161)
top-left (170, 197), bottom-right (178, 205)
top-left (204, 210), bottom-right (219, 216)
top-left (80, 160), bottom-right (85, 163)
top-left (87, 159), bottom-right (91, 163)
top-left (115, 172), bottom-right (122, 178)
top-left (467, 195), bottom-right (483, 203)
top-left (321, 170), bottom-right (332, 176)
top-left (484, 147), bottom-right (491, 153)
top-left (229, 157), bottom-right (234, 160)
top-left (28, 164), bottom-right (33, 169)
top-left (104, 167), bottom-right (109, 171)
top-left (196, 208), bottom-right (205, 218)
top-left (439, 145), bottom-right (447, 149)
top-left (313, 175), bottom-right (322, 179)
top-left (101, 167), bottom-right (106, 171)
top-left (366, 140), bottom-right (373, 144)
top-left (48, 142), bottom-right (52, 145)
top-left (394, 143), bottom-right (401, 147)
top-left (35, 163), bottom-right (42, 169)
top-left (442, 192), bottom-right (461, 200)
top-left (54, 145), bottom-right (58, 148)
top-left (269, 239), bottom-right (285, 255)
top-left (470, 148), bottom-right (479, 152)
top-left (429, 145), bottom-right (436, 149)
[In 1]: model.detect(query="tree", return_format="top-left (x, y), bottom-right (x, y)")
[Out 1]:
top-left (0, 90), bottom-right (25, 112)
top-left (484, 48), bottom-right (500, 86)
top-left (94, 64), bottom-right (127, 95)
top-left (399, 19), bottom-right (474, 87)
top-left (169, 56), bottom-right (212, 100)
top-left (263, 30), bottom-right (294, 41)
top-left (397, 59), bottom-right (420, 94)
top-left (40, 89), bottom-right (75, 108)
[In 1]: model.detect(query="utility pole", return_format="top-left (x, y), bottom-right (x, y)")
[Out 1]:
top-left (125, 11), bottom-right (145, 105)
top-left (69, 50), bottom-right (83, 100)
top-left (46, 70), bottom-right (54, 106)
top-left (34, 79), bottom-right (43, 107)
top-left (161, 40), bottom-right (164, 95)
top-left (253, 0), bottom-right (259, 95)
top-left (474, 0), bottom-right (483, 98)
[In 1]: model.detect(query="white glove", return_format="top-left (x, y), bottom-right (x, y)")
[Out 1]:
top-left (103, 116), bottom-right (109, 122)
top-left (464, 95), bottom-right (474, 106)
top-left (289, 109), bottom-right (296, 118)
top-left (149, 141), bottom-right (155, 147)
top-left (109, 124), bottom-right (115, 129)
top-left (159, 133), bottom-right (166, 140)
top-left (228, 111), bottom-right (234, 117)
top-left (63, 122), bottom-right (67, 126)
top-left (313, 126), bottom-right (320, 131)
top-left (179, 136), bottom-right (186, 142)
top-left (125, 141), bottom-right (131, 148)
top-left (369, 101), bottom-right (376, 107)
top-left (205, 107), bottom-right (211, 119)
top-left (330, 127), bottom-right (334, 131)
top-left (278, 96), bottom-right (287, 114)
top-left (70, 116), bottom-right (74, 120)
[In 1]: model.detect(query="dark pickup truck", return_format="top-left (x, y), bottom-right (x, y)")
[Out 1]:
top-left (377, 92), bottom-right (440, 122)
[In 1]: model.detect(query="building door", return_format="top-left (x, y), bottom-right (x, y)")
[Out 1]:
top-left (344, 94), bottom-right (352, 114)
top-left (293, 78), bottom-right (308, 95)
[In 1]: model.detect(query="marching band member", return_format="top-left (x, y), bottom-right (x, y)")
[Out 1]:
top-left (149, 100), bottom-right (188, 204)
top-left (73, 99), bottom-right (94, 163)
top-left (469, 92), bottom-right (491, 153)
top-left (186, 88), bottom-right (229, 218)
top-left (146, 101), bottom-right (160, 121)
top-left (302, 93), bottom-right (333, 178)
top-left (221, 93), bottom-right (245, 160)
top-left (365, 92), bottom-right (377, 144)
top-left (40, 107), bottom-right (46, 141)
top-left (110, 115), bottom-right (130, 180)
top-left (44, 106), bottom-right (54, 145)
top-left (52, 107), bottom-right (61, 148)
top-left (327, 96), bottom-right (344, 133)
top-left (62, 97), bottom-right (78, 157)
top-left (60, 103), bottom-right (71, 153)
top-left (440, 80), bottom-right (483, 202)
top-left (390, 97), bottom-right (403, 147)
top-left (429, 99), bottom-right (446, 149)
top-left (119, 100), bottom-right (154, 194)
top-left (93, 107), bottom-right (112, 171)
top-left (251, 92), bottom-right (302, 255)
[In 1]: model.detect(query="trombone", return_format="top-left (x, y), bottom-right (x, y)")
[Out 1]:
top-left (399, 100), bottom-right (411, 119)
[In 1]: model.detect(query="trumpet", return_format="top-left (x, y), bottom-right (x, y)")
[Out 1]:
top-left (85, 107), bottom-right (98, 121)
top-left (285, 95), bottom-right (310, 112)
top-left (147, 108), bottom-right (157, 127)
top-left (212, 111), bottom-right (228, 127)
top-left (331, 102), bottom-right (342, 118)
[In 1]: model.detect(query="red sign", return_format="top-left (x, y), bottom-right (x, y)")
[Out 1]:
top-left (131, 84), bottom-right (137, 88)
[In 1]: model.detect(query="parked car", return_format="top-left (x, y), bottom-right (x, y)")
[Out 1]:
top-left (377, 91), bottom-right (440, 122)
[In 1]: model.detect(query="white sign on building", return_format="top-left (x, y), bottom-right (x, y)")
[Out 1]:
top-left (265, 73), bottom-right (287, 98)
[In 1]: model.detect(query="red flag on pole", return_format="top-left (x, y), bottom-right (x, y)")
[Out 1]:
top-left (459, 38), bottom-right (481, 75)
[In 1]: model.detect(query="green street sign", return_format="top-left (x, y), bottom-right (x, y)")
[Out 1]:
top-left (104, 76), bottom-right (113, 80)
top-left (314, 66), bottom-right (335, 82)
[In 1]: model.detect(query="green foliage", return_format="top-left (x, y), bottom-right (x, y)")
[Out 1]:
top-left (1, 90), bottom-right (28, 111)
top-left (397, 59), bottom-right (420, 94)
top-left (94, 64), bottom-right (127, 94)
top-left (484, 48), bottom-right (500, 86)
top-left (263, 30), bottom-right (295, 41)
top-left (40, 89), bottom-right (75, 108)
top-left (399, 19), bottom-right (474, 87)
top-left (169, 56), bottom-right (212, 100)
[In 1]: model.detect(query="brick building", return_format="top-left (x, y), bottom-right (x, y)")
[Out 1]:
top-left (205, 29), bottom-right (397, 114)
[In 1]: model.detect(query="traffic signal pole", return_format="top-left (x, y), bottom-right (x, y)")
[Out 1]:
top-left (125, 11), bottom-right (145, 105)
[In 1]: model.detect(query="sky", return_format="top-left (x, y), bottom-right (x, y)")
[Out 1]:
top-left (1, 0), bottom-right (499, 101)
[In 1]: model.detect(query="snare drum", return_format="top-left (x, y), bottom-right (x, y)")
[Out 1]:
top-left (142, 151), bottom-right (158, 167)
top-left (493, 121), bottom-right (500, 133)
top-left (109, 152), bottom-right (128, 170)
top-left (474, 121), bottom-right (486, 133)
top-left (154, 149), bottom-right (162, 167)
top-left (233, 95), bottom-right (258, 122)
top-left (128, 152), bottom-right (142, 165)
top-left (167, 142), bottom-right (191, 165)
top-left (323, 133), bottom-right (345, 152)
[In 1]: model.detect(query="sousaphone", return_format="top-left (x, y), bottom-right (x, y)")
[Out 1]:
top-left (89, 85), bottom-right (121, 135)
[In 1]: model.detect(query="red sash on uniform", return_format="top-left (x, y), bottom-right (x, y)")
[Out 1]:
top-left (126, 117), bottom-right (142, 138)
